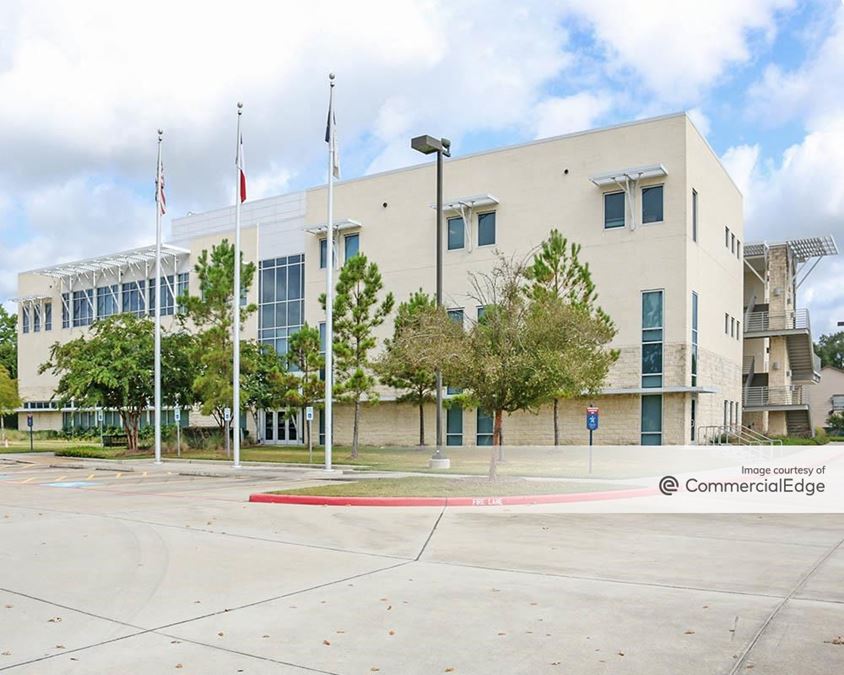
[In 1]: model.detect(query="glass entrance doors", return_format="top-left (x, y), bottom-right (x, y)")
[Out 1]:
top-left (263, 410), bottom-right (302, 445)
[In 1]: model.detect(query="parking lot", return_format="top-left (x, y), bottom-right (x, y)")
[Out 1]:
top-left (1, 455), bottom-right (843, 674)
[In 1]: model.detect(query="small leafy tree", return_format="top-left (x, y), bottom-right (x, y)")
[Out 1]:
top-left (815, 332), bottom-right (844, 370)
top-left (827, 411), bottom-right (844, 435)
top-left (241, 340), bottom-right (293, 443)
top-left (180, 239), bottom-right (256, 431)
top-left (0, 366), bottom-right (20, 444)
top-left (320, 254), bottom-right (394, 458)
top-left (377, 290), bottom-right (438, 446)
top-left (39, 315), bottom-right (193, 450)
top-left (525, 229), bottom-right (618, 444)
top-left (286, 324), bottom-right (325, 450)
top-left (0, 306), bottom-right (16, 380)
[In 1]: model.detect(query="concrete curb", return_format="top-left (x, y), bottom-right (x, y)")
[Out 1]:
top-left (249, 486), bottom-right (657, 507)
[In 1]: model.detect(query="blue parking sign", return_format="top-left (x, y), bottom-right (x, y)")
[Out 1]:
top-left (586, 407), bottom-right (599, 431)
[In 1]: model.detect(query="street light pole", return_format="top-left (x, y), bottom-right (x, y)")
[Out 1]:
top-left (411, 134), bottom-right (451, 469)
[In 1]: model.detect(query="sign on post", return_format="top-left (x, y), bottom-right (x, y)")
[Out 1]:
top-left (26, 415), bottom-right (33, 452)
top-left (305, 406), bottom-right (314, 422)
top-left (586, 407), bottom-right (599, 431)
top-left (174, 406), bottom-right (181, 423)
top-left (224, 407), bottom-right (231, 422)
top-left (26, 415), bottom-right (33, 428)
top-left (97, 409), bottom-right (104, 423)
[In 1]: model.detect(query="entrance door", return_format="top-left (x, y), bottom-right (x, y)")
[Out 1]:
top-left (264, 410), bottom-right (302, 445)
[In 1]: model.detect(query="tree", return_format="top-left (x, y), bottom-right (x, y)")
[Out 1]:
top-left (39, 315), bottom-right (194, 451)
top-left (525, 229), bottom-right (618, 444)
top-left (0, 306), bottom-right (16, 380)
top-left (827, 411), bottom-right (844, 434)
top-left (320, 254), bottom-right (394, 458)
top-left (815, 331), bottom-right (844, 370)
top-left (0, 366), bottom-right (19, 444)
top-left (180, 239), bottom-right (256, 432)
top-left (241, 340), bottom-right (293, 443)
top-left (376, 290), bottom-right (438, 446)
top-left (286, 324), bottom-right (325, 450)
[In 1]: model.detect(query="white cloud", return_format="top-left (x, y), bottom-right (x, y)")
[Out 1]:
top-left (687, 107), bottom-right (711, 138)
top-left (565, 0), bottom-right (794, 103)
top-left (721, 143), bottom-right (760, 205)
top-left (533, 92), bottom-right (614, 139)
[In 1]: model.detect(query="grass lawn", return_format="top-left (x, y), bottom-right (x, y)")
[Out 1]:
top-left (271, 476), bottom-right (628, 498)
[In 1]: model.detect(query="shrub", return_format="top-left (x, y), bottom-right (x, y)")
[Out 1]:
top-left (54, 446), bottom-right (116, 458)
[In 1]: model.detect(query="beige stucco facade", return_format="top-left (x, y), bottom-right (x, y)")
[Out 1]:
top-left (808, 366), bottom-right (844, 431)
top-left (15, 112), bottom-right (748, 445)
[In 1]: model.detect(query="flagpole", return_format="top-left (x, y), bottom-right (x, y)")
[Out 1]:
top-left (325, 73), bottom-right (336, 472)
top-left (233, 103), bottom-right (243, 468)
top-left (154, 129), bottom-right (163, 465)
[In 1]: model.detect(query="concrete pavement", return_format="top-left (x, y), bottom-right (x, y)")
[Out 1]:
top-left (0, 458), bottom-right (842, 673)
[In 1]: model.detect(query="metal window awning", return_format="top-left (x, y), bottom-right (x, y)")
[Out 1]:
top-left (601, 385), bottom-right (719, 395)
top-left (28, 244), bottom-right (190, 282)
top-left (433, 194), bottom-right (499, 212)
top-left (305, 219), bottom-right (362, 236)
top-left (589, 164), bottom-right (667, 231)
top-left (589, 163), bottom-right (667, 187)
top-left (9, 294), bottom-right (52, 305)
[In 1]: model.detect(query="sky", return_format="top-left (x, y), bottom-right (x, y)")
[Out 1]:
top-left (1, 0), bottom-right (843, 333)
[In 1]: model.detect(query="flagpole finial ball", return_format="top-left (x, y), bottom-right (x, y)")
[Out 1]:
top-left (237, 101), bottom-right (243, 110)
top-left (329, 72), bottom-right (335, 81)
top-left (157, 129), bottom-right (163, 137)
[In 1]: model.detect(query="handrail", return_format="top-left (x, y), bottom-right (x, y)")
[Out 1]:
top-left (744, 294), bottom-right (756, 326)
top-left (695, 424), bottom-right (782, 446)
top-left (744, 385), bottom-right (805, 407)
top-left (744, 308), bottom-right (810, 333)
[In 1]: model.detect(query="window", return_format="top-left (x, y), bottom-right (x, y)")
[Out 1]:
top-left (478, 212), bottom-right (496, 246)
top-left (731, 232), bottom-right (736, 254)
top-left (831, 394), bottom-right (844, 411)
top-left (476, 410), bottom-right (493, 446)
top-left (259, 255), bottom-right (305, 358)
top-left (447, 216), bottom-right (465, 250)
top-left (725, 226), bottom-right (730, 248)
top-left (97, 285), bottom-right (119, 319)
top-left (446, 406), bottom-right (463, 446)
top-left (21, 306), bottom-right (29, 334)
top-left (33, 304), bottom-right (40, 332)
top-left (149, 276), bottom-right (175, 316)
top-left (691, 292), bottom-right (698, 386)
top-left (72, 289), bottom-right (94, 327)
top-left (477, 305), bottom-right (488, 322)
top-left (725, 313), bottom-right (729, 335)
top-left (177, 273), bottom-right (189, 313)
top-left (690, 398), bottom-right (696, 442)
top-left (691, 189), bottom-right (698, 242)
top-left (122, 281), bottom-right (146, 316)
top-left (736, 240), bottom-right (741, 259)
top-left (344, 233), bottom-right (359, 261)
top-left (319, 239), bottom-right (327, 269)
top-left (61, 293), bottom-right (70, 328)
top-left (641, 395), bottom-right (662, 445)
top-left (730, 316), bottom-right (735, 338)
top-left (641, 290), bottom-right (663, 388)
top-left (641, 185), bottom-right (663, 224)
top-left (736, 320), bottom-right (741, 339)
top-left (44, 302), bottom-right (52, 331)
top-left (318, 321), bottom-right (326, 381)
top-left (604, 191), bottom-right (625, 229)
top-left (724, 400), bottom-right (729, 426)
top-left (448, 308), bottom-right (464, 326)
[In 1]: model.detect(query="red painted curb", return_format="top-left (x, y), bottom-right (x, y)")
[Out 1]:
top-left (248, 486), bottom-right (657, 507)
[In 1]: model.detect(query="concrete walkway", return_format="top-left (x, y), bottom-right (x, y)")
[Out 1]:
top-left (0, 460), bottom-right (842, 673)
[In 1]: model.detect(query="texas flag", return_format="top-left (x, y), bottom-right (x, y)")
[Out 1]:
top-left (237, 134), bottom-right (246, 202)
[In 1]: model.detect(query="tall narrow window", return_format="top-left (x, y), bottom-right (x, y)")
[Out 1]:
top-left (725, 313), bottom-right (729, 335)
top-left (478, 212), bottom-right (496, 246)
top-left (641, 185), bottom-right (663, 223)
top-left (33, 304), bottom-right (41, 332)
top-left (446, 406), bottom-right (463, 446)
top-left (642, 290), bottom-right (664, 388)
top-left (604, 191), bottom-right (625, 229)
top-left (176, 273), bottom-right (189, 313)
top-left (725, 226), bottom-right (730, 248)
top-left (122, 281), bottom-right (146, 316)
top-left (446, 309), bottom-right (465, 395)
top-left (476, 410), bottom-right (494, 446)
top-left (344, 233), bottom-right (359, 261)
top-left (61, 293), bottom-right (70, 329)
top-left (724, 400), bottom-right (729, 426)
top-left (691, 189), bottom-right (698, 242)
top-left (97, 285), bottom-right (119, 318)
top-left (72, 290), bottom-right (94, 327)
top-left (690, 398), bottom-right (697, 442)
top-left (641, 395), bottom-right (662, 445)
top-left (736, 240), bottom-right (741, 259)
top-left (691, 292), bottom-right (698, 386)
top-left (22, 306), bottom-right (30, 334)
top-left (319, 239), bottom-right (327, 269)
top-left (44, 302), bottom-right (52, 331)
top-left (731, 232), bottom-right (736, 254)
top-left (447, 216), bottom-right (465, 250)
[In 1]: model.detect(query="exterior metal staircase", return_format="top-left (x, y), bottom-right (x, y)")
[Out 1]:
top-left (695, 424), bottom-right (782, 446)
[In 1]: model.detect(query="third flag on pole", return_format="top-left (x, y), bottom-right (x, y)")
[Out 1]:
top-left (325, 84), bottom-right (340, 179)
top-left (237, 134), bottom-right (247, 202)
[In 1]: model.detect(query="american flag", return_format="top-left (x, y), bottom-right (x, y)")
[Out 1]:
top-left (156, 160), bottom-right (166, 215)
